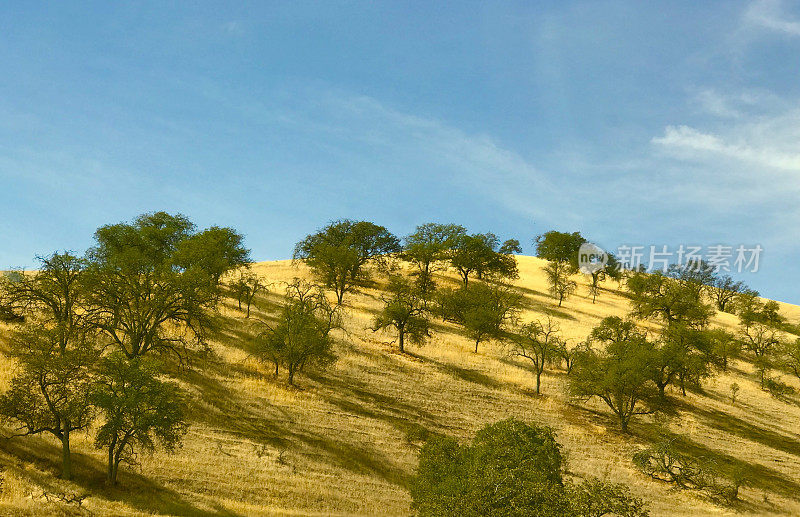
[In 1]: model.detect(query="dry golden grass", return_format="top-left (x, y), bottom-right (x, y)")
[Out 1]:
top-left (1, 256), bottom-right (800, 516)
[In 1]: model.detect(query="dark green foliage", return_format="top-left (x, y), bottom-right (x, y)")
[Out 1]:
top-left (653, 324), bottom-right (718, 398)
top-left (437, 283), bottom-right (522, 353)
top-left (709, 276), bottom-right (746, 313)
top-left (626, 270), bottom-right (714, 327)
top-left (737, 298), bottom-right (784, 385)
top-left (535, 231), bottom-right (586, 269)
top-left (85, 212), bottom-right (242, 359)
top-left (372, 275), bottom-right (431, 353)
top-left (411, 418), bottom-right (648, 517)
top-left (92, 353), bottom-right (187, 484)
top-left (449, 233), bottom-right (518, 286)
top-left (511, 317), bottom-right (562, 394)
top-left (707, 328), bottom-right (739, 371)
top-left (252, 279), bottom-right (341, 385)
top-left (781, 338), bottom-right (800, 381)
top-left (499, 238), bottom-right (522, 255)
top-left (173, 225), bottom-right (251, 286)
top-left (570, 317), bottom-right (659, 432)
top-left (402, 223), bottom-right (466, 290)
top-left (294, 219), bottom-right (401, 304)
top-left (567, 479), bottom-right (650, 517)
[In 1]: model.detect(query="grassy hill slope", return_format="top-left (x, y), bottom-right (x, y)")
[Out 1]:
top-left (1, 256), bottom-right (800, 516)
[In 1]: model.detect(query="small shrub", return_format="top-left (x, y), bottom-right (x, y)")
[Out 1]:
top-left (729, 382), bottom-right (739, 405)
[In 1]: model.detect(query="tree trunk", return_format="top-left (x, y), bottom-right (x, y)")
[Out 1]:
top-left (398, 329), bottom-right (405, 353)
top-left (107, 443), bottom-right (115, 484)
top-left (535, 371), bottom-right (541, 394)
top-left (60, 428), bottom-right (72, 480)
top-left (288, 367), bottom-right (295, 386)
top-left (475, 339), bottom-right (479, 353)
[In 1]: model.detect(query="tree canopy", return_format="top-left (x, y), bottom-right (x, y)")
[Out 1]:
top-left (294, 219), bottom-right (401, 304)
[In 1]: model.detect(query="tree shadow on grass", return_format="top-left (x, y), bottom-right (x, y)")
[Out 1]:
top-left (0, 434), bottom-right (239, 516)
top-left (631, 424), bottom-right (800, 510)
top-left (171, 348), bottom-right (414, 489)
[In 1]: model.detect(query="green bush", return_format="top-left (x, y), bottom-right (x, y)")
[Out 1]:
top-left (411, 418), bottom-right (648, 517)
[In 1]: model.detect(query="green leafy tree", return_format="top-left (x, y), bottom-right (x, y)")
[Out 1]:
top-left (85, 212), bottom-right (237, 359)
top-left (293, 219), bottom-right (401, 304)
top-left (534, 230), bottom-right (586, 268)
top-left (410, 418), bottom-right (648, 517)
top-left (402, 223), bottom-right (466, 291)
top-left (781, 338), bottom-right (800, 382)
top-left (0, 253), bottom-right (95, 480)
top-left (737, 298), bottom-right (784, 384)
top-left (437, 283), bottom-right (522, 353)
top-left (173, 225), bottom-right (251, 287)
top-left (626, 270), bottom-right (714, 327)
top-left (544, 261), bottom-right (577, 307)
top-left (567, 479), bottom-right (650, 517)
top-left (709, 276), bottom-right (746, 313)
top-left (707, 328), bottom-right (739, 371)
top-left (449, 233), bottom-right (518, 286)
top-left (92, 353), bottom-right (187, 485)
top-left (253, 280), bottom-right (341, 385)
top-left (0, 325), bottom-right (95, 480)
top-left (570, 317), bottom-right (658, 432)
top-left (511, 317), bottom-right (562, 394)
top-left (372, 275), bottom-right (431, 353)
top-left (499, 238), bottom-right (522, 255)
top-left (586, 253), bottom-right (621, 303)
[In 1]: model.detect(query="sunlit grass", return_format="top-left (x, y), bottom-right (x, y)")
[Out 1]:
top-left (1, 256), bottom-right (799, 515)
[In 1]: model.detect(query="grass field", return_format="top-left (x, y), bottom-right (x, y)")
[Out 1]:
top-left (1, 255), bottom-right (799, 516)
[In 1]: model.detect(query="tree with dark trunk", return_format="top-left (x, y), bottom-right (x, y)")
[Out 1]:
top-left (372, 276), bottom-right (431, 353)
top-left (252, 280), bottom-right (340, 385)
top-left (92, 353), bottom-right (187, 485)
top-left (0, 253), bottom-right (95, 480)
top-left (294, 220), bottom-right (400, 304)
top-left (511, 317), bottom-right (562, 394)
top-left (85, 212), bottom-right (239, 360)
top-left (437, 282), bottom-right (522, 353)
top-left (570, 317), bottom-right (659, 432)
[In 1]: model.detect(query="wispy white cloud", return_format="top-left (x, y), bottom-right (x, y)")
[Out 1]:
top-left (744, 0), bottom-right (800, 35)
top-left (652, 122), bottom-right (800, 172)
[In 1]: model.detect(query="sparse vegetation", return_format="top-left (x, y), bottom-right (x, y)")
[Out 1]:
top-left (1, 216), bottom-right (799, 515)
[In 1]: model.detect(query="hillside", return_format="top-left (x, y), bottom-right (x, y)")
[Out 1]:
top-left (2, 255), bottom-right (800, 516)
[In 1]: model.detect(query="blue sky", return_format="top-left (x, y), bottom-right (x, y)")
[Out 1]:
top-left (1, 1), bottom-right (799, 303)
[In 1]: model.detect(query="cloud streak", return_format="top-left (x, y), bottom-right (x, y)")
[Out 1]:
top-left (652, 124), bottom-right (800, 172)
top-left (744, 0), bottom-right (800, 36)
